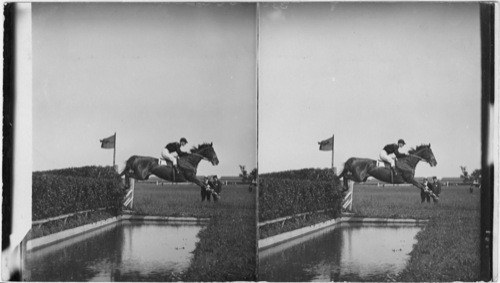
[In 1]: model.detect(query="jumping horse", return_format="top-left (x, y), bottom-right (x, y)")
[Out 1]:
top-left (119, 143), bottom-right (220, 199)
top-left (338, 144), bottom-right (439, 201)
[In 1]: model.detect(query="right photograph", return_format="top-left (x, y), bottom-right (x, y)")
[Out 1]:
top-left (257, 2), bottom-right (486, 282)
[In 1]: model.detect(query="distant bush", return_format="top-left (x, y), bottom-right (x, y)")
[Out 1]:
top-left (32, 166), bottom-right (126, 220)
top-left (260, 168), bottom-right (337, 182)
top-left (258, 177), bottom-right (342, 222)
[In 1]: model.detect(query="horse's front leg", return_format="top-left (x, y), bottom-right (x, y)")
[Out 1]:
top-left (187, 175), bottom-right (218, 199)
top-left (407, 177), bottom-right (439, 202)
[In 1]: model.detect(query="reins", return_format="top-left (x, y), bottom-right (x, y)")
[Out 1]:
top-left (189, 146), bottom-right (212, 161)
top-left (191, 152), bottom-right (209, 161)
top-left (407, 153), bottom-right (426, 163)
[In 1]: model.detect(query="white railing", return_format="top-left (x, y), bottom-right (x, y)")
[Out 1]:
top-left (258, 208), bottom-right (336, 227)
top-left (32, 208), bottom-right (107, 227)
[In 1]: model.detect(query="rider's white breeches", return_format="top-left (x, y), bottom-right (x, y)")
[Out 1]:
top-left (379, 150), bottom-right (396, 167)
top-left (161, 149), bottom-right (178, 166)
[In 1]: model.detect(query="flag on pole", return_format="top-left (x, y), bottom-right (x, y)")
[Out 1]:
top-left (100, 134), bottom-right (116, 149)
top-left (318, 136), bottom-right (334, 151)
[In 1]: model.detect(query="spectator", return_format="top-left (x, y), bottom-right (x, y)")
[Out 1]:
top-left (249, 178), bottom-right (257, 192)
top-left (429, 176), bottom-right (442, 203)
top-left (209, 175), bottom-right (222, 195)
top-left (201, 176), bottom-right (211, 201)
top-left (420, 178), bottom-right (430, 203)
top-left (470, 179), bottom-right (480, 193)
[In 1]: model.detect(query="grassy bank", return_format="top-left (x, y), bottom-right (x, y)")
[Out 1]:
top-left (352, 184), bottom-right (481, 281)
top-left (133, 182), bottom-right (256, 281)
top-left (28, 210), bottom-right (118, 240)
top-left (258, 183), bottom-right (480, 281)
top-left (259, 212), bottom-right (336, 239)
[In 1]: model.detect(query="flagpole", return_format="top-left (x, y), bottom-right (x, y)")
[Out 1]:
top-left (113, 132), bottom-right (116, 167)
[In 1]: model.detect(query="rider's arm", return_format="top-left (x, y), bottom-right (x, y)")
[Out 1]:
top-left (395, 145), bottom-right (410, 157)
top-left (394, 150), bottom-right (407, 158)
top-left (175, 144), bottom-right (189, 157)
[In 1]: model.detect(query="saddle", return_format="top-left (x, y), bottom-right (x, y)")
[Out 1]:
top-left (162, 158), bottom-right (194, 173)
top-left (377, 160), bottom-right (393, 169)
top-left (377, 160), bottom-right (399, 183)
top-left (377, 159), bottom-right (414, 175)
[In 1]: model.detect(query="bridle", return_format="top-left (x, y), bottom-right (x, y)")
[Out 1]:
top-left (407, 148), bottom-right (432, 164)
top-left (407, 154), bottom-right (425, 161)
top-left (190, 146), bottom-right (213, 162)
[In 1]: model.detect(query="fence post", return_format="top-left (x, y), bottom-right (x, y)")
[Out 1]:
top-left (342, 180), bottom-right (354, 212)
top-left (123, 178), bottom-right (135, 210)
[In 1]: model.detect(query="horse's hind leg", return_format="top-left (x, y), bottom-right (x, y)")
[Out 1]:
top-left (338, 165), bottom-right (351, 190)
top-left (119, 165), bottom-right (129, 177)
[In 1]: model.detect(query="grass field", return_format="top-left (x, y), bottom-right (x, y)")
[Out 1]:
top-left (133, 182), bottom-right (256, 281)
top-left (30, 180), bottom-right (482, 281)
top-left (351, 184), bottom-right (481, 281)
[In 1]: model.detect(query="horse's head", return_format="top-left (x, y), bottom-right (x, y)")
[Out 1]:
top-left (191, 142), bottom-right (219, 166)
top-left (411, 144), bottom-right (437, 167)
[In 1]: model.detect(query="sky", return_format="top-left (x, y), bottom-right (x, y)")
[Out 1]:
top-left (31, 2), bottom-right (482, 178)
top-left (32, 3), bottom-right (257, 176)
top-left (258, 2), bottom-right (481, 178)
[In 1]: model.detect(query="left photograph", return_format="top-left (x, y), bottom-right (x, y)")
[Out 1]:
top-left (24, 3), bottom-right (257, 281)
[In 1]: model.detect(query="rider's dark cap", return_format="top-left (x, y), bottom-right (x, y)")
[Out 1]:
top-left (398, 139), bottom-right (405, 145)
top-left (180, 138), bottom-right (188, 143)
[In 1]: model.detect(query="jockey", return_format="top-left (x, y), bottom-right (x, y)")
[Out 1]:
top-left (161, 137), bottom-right (189, 173)
top-left (380, 139), bottom-right (409, 175)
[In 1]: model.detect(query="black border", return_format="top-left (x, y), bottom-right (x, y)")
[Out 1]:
top-left (1, 2), bottom-right (496, 281)
top-left (480, 3), bottom-right (494, 281)
top-left (2, 2), bottom-right (22, 281)
top-left (2, 3), bottom-right (15, 253)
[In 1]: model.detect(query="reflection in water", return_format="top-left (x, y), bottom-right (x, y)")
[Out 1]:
top-left (259, 223), bottom-right (423, 282)
top-left (24, 221), bottom-right (204, 281)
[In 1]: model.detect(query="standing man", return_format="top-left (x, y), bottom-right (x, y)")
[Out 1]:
top-left (420, 178), bottom-right (431, 203)
top-left (209, 175), bottom-right (222, 200)
top-left (471, 179), bottom-right (480, 193)
top-left (380, 139), bottom-right (410, 175)
top-left (429, 176), bottom-right (442, 203)
top-left (161, 137), bottom-right (189, 174)
top-left (201, 176), bottom-right (212, 201)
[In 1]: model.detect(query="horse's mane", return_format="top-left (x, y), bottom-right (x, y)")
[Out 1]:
top-left (408, 144), bottom-right (430, 154)
top-left (190, 143), bottom-right (212, 153)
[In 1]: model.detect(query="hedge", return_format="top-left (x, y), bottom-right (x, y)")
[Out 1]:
top-left (260, 168), bottom-right (337, 182)
top-left (32, 166), bottom-right (126, 221)
top-left (38, 166), bottom-right (120, 179)
top-left (258, 177), bottom-right (342, 222)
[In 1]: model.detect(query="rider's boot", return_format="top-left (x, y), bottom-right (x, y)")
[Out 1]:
top-left (173, 165), bottom-right (178, 181)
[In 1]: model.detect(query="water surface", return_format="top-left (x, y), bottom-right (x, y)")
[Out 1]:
top-left (259, 223), bottom-right (423, 282)
top-left (24, 221), bottom-right (204, 281)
